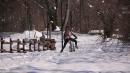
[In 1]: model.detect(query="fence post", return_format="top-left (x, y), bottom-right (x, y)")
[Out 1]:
top-left (10, 38), bottom-right (13, 53)
top-left (23, 39), bottom-right (26, 53)
top-left (34, 41), bottom-right (36, 51)
top-left (1, 38), bottom-right (4, 53)
top-left (29, 42), bottom-right (32, 52)
top-left (38, 42), bottom-right (40, 51)
top-left (43, 43), bottom-right (46, 51)
top-left (17, 39), bottom-right (20, 53)
top-left (0, 38), bottom-right (1, 52)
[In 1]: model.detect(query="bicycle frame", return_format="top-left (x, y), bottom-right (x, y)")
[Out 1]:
top-left (69, 41), bottom-right (75, 52)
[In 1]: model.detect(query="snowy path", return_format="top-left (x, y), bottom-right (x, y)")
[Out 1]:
top-left (0, 32), bottom-right (130, 73)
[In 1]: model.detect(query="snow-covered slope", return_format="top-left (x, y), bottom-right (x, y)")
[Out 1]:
top-left (0, 31), bottom-right (130, 73)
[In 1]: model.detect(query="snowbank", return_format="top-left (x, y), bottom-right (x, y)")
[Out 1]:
top-left (54, 26), bottom-right (61, 31)
top-left (23, 30), bottom-right (42, 39)
top-left (5, 30), bottom-right (42, 41)
top-left (0, 31), bottom-right (130, 73)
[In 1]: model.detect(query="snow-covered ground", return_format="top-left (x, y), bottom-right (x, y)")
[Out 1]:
top-left (0, 30), bottom-right (130, 73)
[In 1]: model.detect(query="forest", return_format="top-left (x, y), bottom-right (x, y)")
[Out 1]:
top-left (0, 0), bottom-right (130, 73)
top-left (0, 0), bottom-right (130, 40)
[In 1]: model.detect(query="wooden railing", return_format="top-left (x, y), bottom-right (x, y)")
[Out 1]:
top-left (0, 38), bottom-right (56, 53)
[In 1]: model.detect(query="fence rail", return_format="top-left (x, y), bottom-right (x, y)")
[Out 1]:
top-left (0, 38), bottom-right (56, 53)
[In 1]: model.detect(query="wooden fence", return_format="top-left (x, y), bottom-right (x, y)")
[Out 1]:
top-left (0, 38), bottom-right (56, 53)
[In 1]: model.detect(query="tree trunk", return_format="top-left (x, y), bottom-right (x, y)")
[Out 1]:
top-left (63, 0), bottom-right (70, 30)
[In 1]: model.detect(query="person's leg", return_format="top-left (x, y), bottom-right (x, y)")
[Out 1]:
top-left (60, 39), bottom-right (69, 53)
top-left (70, 38), bottom-right (78, 48)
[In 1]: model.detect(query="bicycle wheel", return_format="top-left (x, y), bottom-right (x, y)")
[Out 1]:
top-left (69, 41), bottom-right (75, 52)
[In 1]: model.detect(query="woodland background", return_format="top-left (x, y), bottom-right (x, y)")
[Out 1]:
top-left (0, 0), bottom-right (130, 40)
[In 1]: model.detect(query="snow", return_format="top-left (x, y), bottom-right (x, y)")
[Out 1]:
top-left (23, 30), bottom-right (42, 39)
top-left (54, 26), bottom-right (61, 31)
top-left (54, 6), bottom-right (57, 10)
top-left (102, 0), bottom-right (105, 3)
top-left (88, 3), bottom-right (94, 8)
top-left (0, 31), bottom-right (130, 73)
top-left (2, 30), bottom-right (42, 42)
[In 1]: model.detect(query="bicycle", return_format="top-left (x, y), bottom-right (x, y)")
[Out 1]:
top-left (69, 41), bottom-right (75, 52)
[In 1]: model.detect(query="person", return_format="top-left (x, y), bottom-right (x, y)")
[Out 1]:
top-left (60, 26), bottom-right (78, 53)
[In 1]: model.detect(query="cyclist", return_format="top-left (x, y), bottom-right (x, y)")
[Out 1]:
top-left (60, 26), bottom-right (78, 53)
